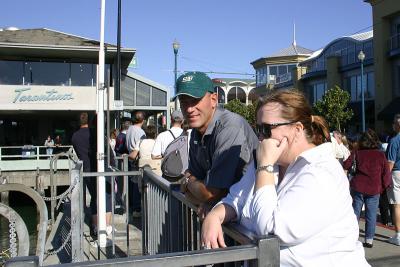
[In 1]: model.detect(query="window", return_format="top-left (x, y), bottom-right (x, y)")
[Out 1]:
top-left (152, 87), bottom-right (167, 106)
top-left (71, 63), bottom-right (94, 86)
top-left (121, 74), bottom-right (135, 106)
top-left (227, 87), bottom-right (246, 103)
top-left (24, 61), bottom-right (69, 86)
top-left (278, 65), bottom-right (287, 76)
top-left (0, 60), bottom-right (23, 85)
top-left (136, 80), bottom-right (151, 106)
top-left (248, 89), bottom-right (258, 104)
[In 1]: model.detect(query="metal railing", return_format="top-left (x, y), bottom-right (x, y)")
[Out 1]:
top-left (5, 161), bottom-right (280, 266)
top-left (0, 145), bottom-right (73, 171)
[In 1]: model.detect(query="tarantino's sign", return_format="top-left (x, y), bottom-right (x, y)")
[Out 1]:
top-left (0, 85), bottom-right (102, 110)
top-left (13, 88), bottom-right (74, 103)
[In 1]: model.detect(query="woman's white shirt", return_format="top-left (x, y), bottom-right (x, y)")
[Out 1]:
top-left (220, 143), bottom-right (369, 267)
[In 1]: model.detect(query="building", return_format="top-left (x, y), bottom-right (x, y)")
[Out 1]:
top-left (298, 31), bottom-right (374, 132)
top-left (212, 78), bottom-right (256, 105)
top-left (365, 0), bottom-right (400, 131)
top-left (0, 28), bottom-right (169, 147)
top-left (251, 39), bottom-right (313, 95)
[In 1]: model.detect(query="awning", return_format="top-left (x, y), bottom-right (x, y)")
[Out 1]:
top-left (377, 97), bottom-right (400, 121)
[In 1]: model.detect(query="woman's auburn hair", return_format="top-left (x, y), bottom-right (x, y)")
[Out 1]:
top-left (256, 89), bottom-right (331, 145)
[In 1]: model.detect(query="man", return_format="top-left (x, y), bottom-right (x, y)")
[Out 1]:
top-left (125, 111), bottom-right (146, 217)
top-left (387, 114), bottom-right (400, 246)
top-left (176, 71), bottom-right (259, 209)
top-left (71, 113), bottom-right (112, 236)
top-left (151, 110), bottom-right (184, 159)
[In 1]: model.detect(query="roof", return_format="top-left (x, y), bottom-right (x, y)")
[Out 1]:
top-left (0, 28), bottom-right (114, 47)
top-left (0, 28), bottom-right (135, 69)
top-left (212, 77), bottom-right (255, 85)
top-left (267, 44), bottom-right (314, 58)
top-left (301, 30), bottom-right (373, 63)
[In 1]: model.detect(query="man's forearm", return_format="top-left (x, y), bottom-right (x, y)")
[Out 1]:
top-left (186, 177), bottom-right (227, 204)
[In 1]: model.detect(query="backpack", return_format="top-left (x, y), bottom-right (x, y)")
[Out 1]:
top-left (115, 132), bottom-right (128, 155)
top-left (161, 131), bottom-right (189, 181)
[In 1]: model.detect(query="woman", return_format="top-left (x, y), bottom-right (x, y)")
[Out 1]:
top-left (139, 125), bottom-right (162, 176)
top-left (201, 90), bottom-right (369, 266)
top-left (44, 135), bottom-right (54, 155)
top-left (343, 129), bottom-right (391, 248)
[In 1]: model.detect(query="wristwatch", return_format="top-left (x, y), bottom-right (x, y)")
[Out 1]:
top-left (256, 164), bottom-right (274, 174)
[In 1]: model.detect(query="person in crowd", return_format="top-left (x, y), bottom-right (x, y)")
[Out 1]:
top-left (53, 135), bottom-right (62, 154)
top-left (201, 89), bottom-right (369, 266)
top-left (44, 135), bottom-right (54, 155)
top-left (176, 71), bottom-right (259, 212)
top-left (343, 129), bottom-right (391, 248)
top-left (114, 118), bottom-right (132, 212)
top-left (71, 112), bottom-right (112, 237)
top-left (139, 125), bottom-right (161, 176)
top-left (109, 128), bottom-right (118, 151)
top-left (378, 132), bottom-right (394, 226)
top-left (331, 130), bottom-right (350, 164)
top-left (151, 110), bottom-right (184, 160)
top-left (387, 114), bottom-right (400, 245)
top-left (125, 111), bottom-right (146, 218)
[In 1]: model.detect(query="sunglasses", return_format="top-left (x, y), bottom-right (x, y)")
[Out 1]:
top-left (255, 121), bottom-right (296, 138)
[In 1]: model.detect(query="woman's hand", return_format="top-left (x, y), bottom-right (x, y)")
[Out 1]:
top-left (201, 211), bottom-right (226, 249)
top-left (257, 137), bottom-right (288, 166)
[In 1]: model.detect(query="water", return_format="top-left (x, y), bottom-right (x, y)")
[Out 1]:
top-left (0, 196), bottom-right (38, 259)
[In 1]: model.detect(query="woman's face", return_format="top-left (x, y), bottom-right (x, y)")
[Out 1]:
top-left (257, 102), bottom-right (297, 166)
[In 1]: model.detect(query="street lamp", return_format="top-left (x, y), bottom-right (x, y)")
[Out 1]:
top-left (358, 50), bottom-right (366, 132)
top-left (173, 39), bottom-right (180, 110)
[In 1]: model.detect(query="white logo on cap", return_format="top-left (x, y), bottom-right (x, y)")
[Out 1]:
top-left (182, 76), bottom-right (193, 82)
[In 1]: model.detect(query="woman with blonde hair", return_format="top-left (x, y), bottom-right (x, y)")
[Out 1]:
top-left (201, 89), bottom-right (369, 266)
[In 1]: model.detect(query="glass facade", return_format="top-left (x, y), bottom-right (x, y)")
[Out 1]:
top-left (302, 39), bottom-right (373, 73)
top-left (256, 64), bottom-right (296, 86)
top-left (343, 72), bottom-right (375, 102)
top-left (307, 82), bottom-right (327, 104)
top-left (121, 74), bottom-right (167, 107)
top-left (0, 60), bottom-right (111, 86)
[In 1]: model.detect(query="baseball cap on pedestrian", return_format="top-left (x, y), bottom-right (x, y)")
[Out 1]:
top-left (174, 71), bottom-right (214, 100)
top-left (171, 110), bottom-right (184, 122)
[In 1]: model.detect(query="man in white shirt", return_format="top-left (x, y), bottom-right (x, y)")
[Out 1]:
top-left (151, 110), bottom-right (184, 159)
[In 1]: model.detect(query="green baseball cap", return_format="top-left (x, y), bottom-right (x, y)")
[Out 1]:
top-left (174, 71), bottom-right (214, 99)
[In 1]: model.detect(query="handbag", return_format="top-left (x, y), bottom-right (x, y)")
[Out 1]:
top-left (348, 152), bottom-right (357, 179)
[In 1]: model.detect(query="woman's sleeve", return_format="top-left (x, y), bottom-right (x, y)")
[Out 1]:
top-left (250, 167), bottom-right (340, 246)
top-left (219, 161), bottom-right (255, 221)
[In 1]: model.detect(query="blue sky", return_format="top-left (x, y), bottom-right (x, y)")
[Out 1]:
top-left (2, 0), bottom-right (371, 95)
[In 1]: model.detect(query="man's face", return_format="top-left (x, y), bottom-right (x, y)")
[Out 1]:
top-left (179, 92), bottom-right (217, 134)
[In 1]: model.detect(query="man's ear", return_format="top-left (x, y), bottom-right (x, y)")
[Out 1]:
top-left (210, 92), bottom-right (218, 108)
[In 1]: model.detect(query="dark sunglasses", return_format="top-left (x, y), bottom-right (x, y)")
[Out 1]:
top-left (255, 121), bottom-right (296, 138)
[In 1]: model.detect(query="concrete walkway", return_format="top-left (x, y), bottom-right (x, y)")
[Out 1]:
top-left (360, 221), bottom-right (400, 267)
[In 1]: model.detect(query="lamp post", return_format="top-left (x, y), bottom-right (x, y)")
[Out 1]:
top-left (173, 40), bottom-right (180, 110)
top-left (358, 50), bottom-right (366, 132)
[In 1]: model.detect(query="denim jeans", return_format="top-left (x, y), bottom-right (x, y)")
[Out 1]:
top-left (351, 190), bottom-right (380, 240)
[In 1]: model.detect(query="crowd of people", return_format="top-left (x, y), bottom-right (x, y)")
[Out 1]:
top-left (68, 70), bottom-right (400, 265)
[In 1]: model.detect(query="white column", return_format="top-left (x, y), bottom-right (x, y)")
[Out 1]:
top-left (97, 0), bottom-right (107, 247)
